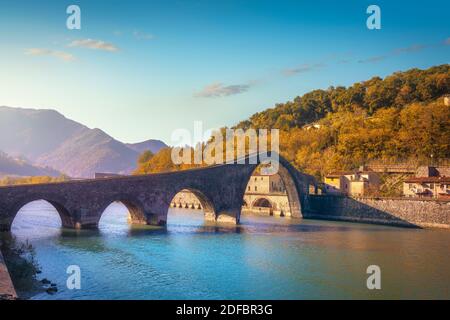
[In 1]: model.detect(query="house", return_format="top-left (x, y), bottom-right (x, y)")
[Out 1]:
top-left (403, 166), bottom-right (450, 199)
top-left (245, 173), bottom-right (286, 194)
top-left (242, 173), bottom-right (291, 217)
top-left (324, 168), bottom-right (380, 196)
top-left (303, 123), bottom-right (322, 130)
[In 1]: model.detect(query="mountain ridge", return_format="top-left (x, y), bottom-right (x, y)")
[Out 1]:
top-left (0, 150), bottom-right (61, 178)
top-left (0, 106), bottom-right (167, 178)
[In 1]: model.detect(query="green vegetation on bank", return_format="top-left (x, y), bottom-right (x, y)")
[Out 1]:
top-left (0, 235), bottom-right (41, 298)
top-left (135, 65), bottom-right (450, 180)
top-left (0, 175), bottom-right (70, 186)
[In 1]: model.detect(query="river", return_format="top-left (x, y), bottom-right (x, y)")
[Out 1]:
top-left (4, 200), bottom-right (450, 299)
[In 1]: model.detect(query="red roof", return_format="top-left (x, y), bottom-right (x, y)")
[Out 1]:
top-left (404, 176), bottom-right (450, 183)
top-left (326, 171), bottom-right (354, 177)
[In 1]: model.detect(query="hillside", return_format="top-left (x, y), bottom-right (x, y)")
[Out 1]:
top-left (134, 65), bottom-right (450, 180)
top-left (126, 140), bottom-right (167, 154)
top-left (0, 151), bottom-right (61, 177)
top-left (0, 106), bottom-right (86, 160)
top-left (235, 65), bottom-right (450, 130)
top-left (35, 128), bottom-right (140, 178)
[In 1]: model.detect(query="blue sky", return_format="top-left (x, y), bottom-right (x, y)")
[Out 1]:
top-left (0, 0), bottom-right (449, 145)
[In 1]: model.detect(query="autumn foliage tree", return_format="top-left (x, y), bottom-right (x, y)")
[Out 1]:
top-left (134, 65), bottom-right (450, 179)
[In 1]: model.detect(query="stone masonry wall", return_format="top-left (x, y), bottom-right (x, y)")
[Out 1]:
top-left (302, 195), bottom-right (450, 229)
top-left (0, 250), bottom-right (17, 300)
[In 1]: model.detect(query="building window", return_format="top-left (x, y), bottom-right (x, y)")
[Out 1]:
top-left (255, 186), bottom-right (257, 191)
top-left (248, 186), bottom-right (250, 191)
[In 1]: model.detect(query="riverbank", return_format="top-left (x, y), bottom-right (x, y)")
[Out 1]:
top-left (303, 195), bottom-right (450, 229)
top-left (0, 250), bottom-right (17, 300)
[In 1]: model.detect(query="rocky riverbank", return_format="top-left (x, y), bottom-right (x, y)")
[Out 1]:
top-left (0, 249), bottom-right (17, 300)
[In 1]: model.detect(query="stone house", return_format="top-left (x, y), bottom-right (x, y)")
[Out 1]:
top-left (245, 173), bottom-right (285, 194)
top-left (403, 166), bottom-right (450, 199)
top-left (242, 173), bottom-right (291, 217)
top-left (324, 169), bottom-right (381, 196)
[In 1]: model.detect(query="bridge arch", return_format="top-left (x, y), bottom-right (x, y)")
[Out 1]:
top-left (237, 155), bottom-right (304, 222)
top-left (97, 197), bottom-right (147, 227)
top-left (167, 188), bottom-right (216, 222)
top-left (8, 197), bottom-right (75, 230)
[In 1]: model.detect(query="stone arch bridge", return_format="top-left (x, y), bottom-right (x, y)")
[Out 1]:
top-left (0, 153), bottom-right (316, 231)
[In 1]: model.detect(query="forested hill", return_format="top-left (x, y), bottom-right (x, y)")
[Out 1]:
top-left (134, 65), bottom-right (449, 187)
top-left (235, 65), bottom-right (450, 130)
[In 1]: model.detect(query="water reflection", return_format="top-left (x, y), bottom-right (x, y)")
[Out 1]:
top-left (3, 200), bottom-right (450, 300)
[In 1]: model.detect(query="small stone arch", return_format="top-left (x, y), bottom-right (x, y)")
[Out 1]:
top-left (252, 197), bottom-right (273, 208)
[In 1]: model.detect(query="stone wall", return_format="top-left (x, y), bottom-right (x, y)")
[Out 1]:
top-left (0, 250), bottom-right (17, 300)
top-left (302, 195), bottom-right (450, 229)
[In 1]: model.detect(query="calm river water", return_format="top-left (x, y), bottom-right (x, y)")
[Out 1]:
top-left (5, 200), bottom-right (450, 299)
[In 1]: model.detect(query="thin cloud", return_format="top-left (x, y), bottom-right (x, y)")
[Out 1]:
top-left (68, 39), bottom-right (119, 52)
top-left (445, 37), bottom-right (450, 45)
top-left (25, 48), bottom-right (75, 62)
top-left (337, 59), bottom-right (352, 64)
top-left (195, 82), bottom-right (251, 98)
top-left (282, 63), bottom-right (324, 77)
top-left (358, 55), bottom-right (386, 64)
top-left (133, 30), bottom-right (154, 41)
top-left (393, 44), bottom-right (427, 54)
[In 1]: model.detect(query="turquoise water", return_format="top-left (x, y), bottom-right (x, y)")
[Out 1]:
top-left (7, 201), bottom-right (450, 300)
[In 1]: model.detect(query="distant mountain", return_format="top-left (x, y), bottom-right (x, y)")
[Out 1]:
top-left (126, 139), bottom-right (167, 154)
top-left (35, 128), bottom-right (139, 178)
top-left (0, 151), bottom-right (61, 178)
top-left (0, 106), bottom-right (167, 178)
top-left (0, 106), bottom-right (86, 161)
